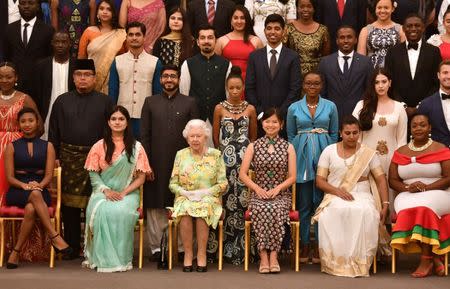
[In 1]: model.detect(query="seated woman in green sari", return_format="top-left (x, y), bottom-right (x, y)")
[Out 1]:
top-left (82, 105), bottom-right (152, 272)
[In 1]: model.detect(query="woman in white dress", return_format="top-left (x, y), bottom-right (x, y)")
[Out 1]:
top-left (314, 115), bottom-right (389, 277)
top-left (353, 68), bottom-right (408, 209)
top-left (389, 113), bottom-right (450, 278)
top-left (245, 0), bottom-right (296, 45)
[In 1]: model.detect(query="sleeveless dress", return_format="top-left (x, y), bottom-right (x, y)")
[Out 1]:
top-left (427, 34), bottom-right (450, 60)
top-left (127, 0), bottom-right (166, 53)
top-left (366, 23), bottom-right (401, 68)
top-left (219, 116), bottom-right (251, 265)
top-left (222, 38), bottom-right (256, 84)
top-left (0, 96), bottom-right (24, 195)
top-left (250, 136), bottom-right (291, 252)
top-left (5, 137), bottom-right (51, 208)
top-left (58, 0), bottom-right (91, 58)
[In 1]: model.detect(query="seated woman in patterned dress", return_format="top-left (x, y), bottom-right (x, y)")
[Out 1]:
top-left (4, 108), bottom-right (72, 269)
top-left (389, 113), bottom-right (450, 278)
top-left (239, 108), bottom-right (296, 273)
top-left (83, 105), bottom-right (151, 272)
top-left (169, 119), bottom-right (228, 272)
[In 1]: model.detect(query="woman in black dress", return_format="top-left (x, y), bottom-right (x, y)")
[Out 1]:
top-left (4, 107), bottom-right (72, 269)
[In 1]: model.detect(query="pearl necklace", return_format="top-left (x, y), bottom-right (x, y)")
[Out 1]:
top-left (408, 138), bottom-right (433, 152)
top-left (0, 90), bottom-right (16, 101)
top-left (306, 102), bottom-right (318, 109)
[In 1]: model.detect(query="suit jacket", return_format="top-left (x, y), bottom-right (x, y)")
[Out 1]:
top-left (3, 19), bottom-right (54, 97)
top-left (316, 0), bottom-right (367, 52)
top-left (417, 92), bottom-right (450, 147)
top-left (245, 45), bottom-right (301, 116)
top-left (318, 51), bottom-right (373, 124)
top-left (384, 42), bottom-right (441, 107)
top-left (32, 57), bottom-right (76, 121)
top-left (187, 0), bottom-right (235, 38)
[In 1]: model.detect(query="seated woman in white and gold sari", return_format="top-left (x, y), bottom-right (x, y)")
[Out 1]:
top-left (314, 115), bottom-right (389, 277)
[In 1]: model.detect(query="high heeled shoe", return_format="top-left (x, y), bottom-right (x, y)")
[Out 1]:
top-left (50, 234), bottom-right (73, 256)
top-left (182, 265), bottom-right (193, 272)
top-left (6, 248), bottom-right (20, 269)
top-left (411, 255), bottom-right (433, 278)
top-left (433, 256), bottom-right (446, 277)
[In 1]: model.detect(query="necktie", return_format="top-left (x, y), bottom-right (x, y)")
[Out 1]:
top-left (23, 23), bottom-right (30, 47)
top-left (442, 93), bottom-right (450, 100)
top-left (207, 0), bottom-right (215, 25)
top-left (270, 49), bottom-right (277, 79)
top-left (343, 56), bottom-right (350, 75)
top-left (407, 42), bottom-right (418, 50)
top-left (338, 0), bottom-right (345, 18)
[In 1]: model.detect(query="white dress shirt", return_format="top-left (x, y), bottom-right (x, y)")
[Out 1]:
top-left (440, 89), bottom-right (450, 131)
top-left (266, 43), bottom-right (282, 66)
top-left (8, 0), bottom-right (20, 24)
top-left (20, 17), bottom-right (37, 44)
top-left (406, 40), bottom-right (422, 79)
top-left (338, 50), bottom-right (354, 73)
top-left (42, 59), bottom-right (69, 140)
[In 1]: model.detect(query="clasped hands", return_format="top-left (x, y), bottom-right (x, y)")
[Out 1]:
top-left (180, 189), bottom-right (213, 202)
top-left (406, 181), bottom-right (427, 193)
top-left (22, 181), bottom-right (43, 191)
top-left (104, 189), bottom-right (126, 201)
top-left (255, 186), bottom-right (281, 199)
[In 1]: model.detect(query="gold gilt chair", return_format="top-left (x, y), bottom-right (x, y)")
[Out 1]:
top-left (167, 209), bottom-right (224, 270)
top-left (391, 213), bottom-right (448, 275)
top-left (0, 167), bottom-right (62, 268)
top-left (136, 185), bottom-right (144, 269)
top-left (244, 171), bottom-right (300, 271)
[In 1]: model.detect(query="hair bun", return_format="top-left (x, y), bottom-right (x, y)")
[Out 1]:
top-left (229, 66), bottom-right (242, 77)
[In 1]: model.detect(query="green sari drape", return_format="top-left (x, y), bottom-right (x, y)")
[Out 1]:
top-left (83, 145), bottom-right (139, 272)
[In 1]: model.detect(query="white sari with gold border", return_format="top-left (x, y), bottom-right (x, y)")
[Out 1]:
top-left (313, 144), bottom-right (384, 277)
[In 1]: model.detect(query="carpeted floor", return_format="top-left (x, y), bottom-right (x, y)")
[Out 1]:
top-left (1, 255), bottom-right (448, 289)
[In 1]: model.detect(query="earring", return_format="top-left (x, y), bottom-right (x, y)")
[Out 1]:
top-left (410, 134), bottom-right (413, 140)
top-left (15, 82), bottom-right (18, 86)
top-left (429, 133), bottom-right (432, 138)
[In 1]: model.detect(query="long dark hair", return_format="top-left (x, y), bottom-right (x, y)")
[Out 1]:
top-left (230, 5), bottom-right (255, 43)
top-left (104, 106), bottom-right (135, 164)
top-left (161, 7), bottom-right (193, 64)
top-left (359, 68), bottom-right (392, 131)
top-left (96, 0), bottom-right (120, 29)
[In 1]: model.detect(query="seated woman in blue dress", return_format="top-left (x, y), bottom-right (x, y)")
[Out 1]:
top-left (4, 107), bottom-right (72, 269)
top-left (83, 105), bottom-right (151, 272)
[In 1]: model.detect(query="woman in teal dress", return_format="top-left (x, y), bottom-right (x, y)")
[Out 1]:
top-left (169, 119), bottom-right (228, 272)
top-left (286, 71), bottom-right (339, 264)
top-left (83, 105), bottom-right (151, 272)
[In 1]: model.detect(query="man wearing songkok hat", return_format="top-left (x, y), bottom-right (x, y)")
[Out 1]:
top-left (48, 59), bottom-right (113, 259)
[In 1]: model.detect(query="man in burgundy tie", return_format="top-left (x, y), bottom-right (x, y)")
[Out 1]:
top-left (187, 0), bottom-right (236, 39)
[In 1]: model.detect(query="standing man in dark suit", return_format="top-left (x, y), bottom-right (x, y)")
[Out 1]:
top-left (3, 0), bottom-right (54, 97)
top-left (187, 0), bottom-right (235, 39)
top-left (316, 0), bottom-right (367, 52)
top-left (318, 25), bottom-right (373, 125)
top-left (385, 14), bottom-right (441, 117)
top-left (245, 13), bottom-right (301, 137)
top-left (418, 60), bottom-right (450, 147)
top-left (32, 31), bottom-right (75, 140)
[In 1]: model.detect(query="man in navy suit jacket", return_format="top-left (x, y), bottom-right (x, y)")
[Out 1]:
top-left (418, 60), bottom-right (450, 147)
top-left (245, 14), bottom-right (301, 126)
top-left (318, 25), bottom-right (373, 125)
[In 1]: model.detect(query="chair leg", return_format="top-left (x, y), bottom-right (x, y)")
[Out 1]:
top-left (139, 219), bottom-right (143, 269)
top-left (218, 220), bottom-right (223, 271)
top-left (244, 221), bottom-right (250, 271)
top-left (11, 220), bottom-right (16, 246)
top-left (0, 219), bottom-right (4, 267)
top-left (373, 252), bottom-right (377, 274)
top-left (168, 220), bottom-right (173, 270)
top-left (391, 247), bottom-right (396, 274)
top-left (173, 223), bottom-right (178, 264)
top-left (49, 218), bottom-right (55, 268)
top-left (445, 253), bottom-right (448, 276)
top-left (295, 222), bottom-right (300, 272)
